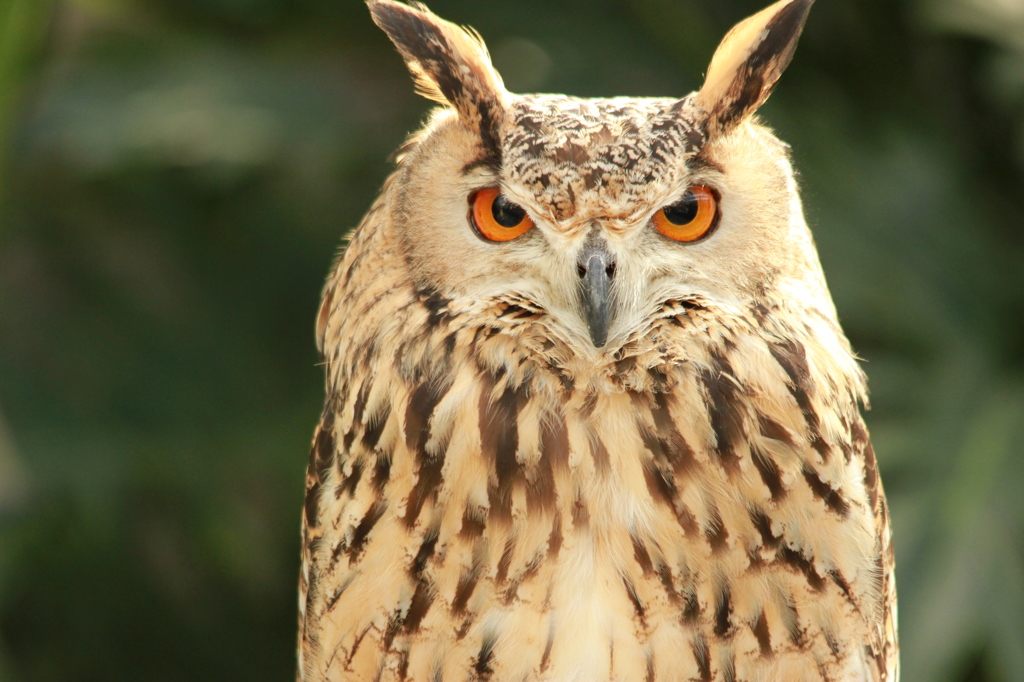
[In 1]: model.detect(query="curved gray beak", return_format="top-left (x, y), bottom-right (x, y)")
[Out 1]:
top-left (577, 241), bottom-right (616, 348)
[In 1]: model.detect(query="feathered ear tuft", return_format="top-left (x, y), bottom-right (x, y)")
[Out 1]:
top-left (696, 0), bottom-right (814, 136)
top-left (369, 0), bottom-right (508, 158)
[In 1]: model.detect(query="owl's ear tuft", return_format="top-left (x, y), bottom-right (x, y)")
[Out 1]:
top-left (369, 0), bottom-right (508, 158)
top-left (696, 0), bottom-right (813, 136)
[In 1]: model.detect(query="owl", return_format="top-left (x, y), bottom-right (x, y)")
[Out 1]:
top-left (297, 0), bottom-right (898, 680)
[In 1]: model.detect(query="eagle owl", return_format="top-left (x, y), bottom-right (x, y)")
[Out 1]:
top-left (298, 0), bottom-right (898, 680)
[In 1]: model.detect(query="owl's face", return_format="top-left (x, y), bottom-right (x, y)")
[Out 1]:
top-left (372, 0), bottom-right (827, 356)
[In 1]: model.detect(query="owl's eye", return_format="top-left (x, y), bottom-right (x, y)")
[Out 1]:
top-left (471, 188), bottom-right (534, 242)
top-left (653, 186), bottom-right (719, 243)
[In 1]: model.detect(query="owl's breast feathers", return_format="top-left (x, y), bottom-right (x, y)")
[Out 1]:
top-left (298, 244), bottom-right (897, 682)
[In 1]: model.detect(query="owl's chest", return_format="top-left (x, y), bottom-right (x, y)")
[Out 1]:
top-left (301, 315), bottom-right (887, 680)
top-left (304, 387), bottom-right (880, 682)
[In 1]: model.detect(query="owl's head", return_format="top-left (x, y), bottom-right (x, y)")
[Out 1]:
top-left (365, 0), bottom-right (830, 355)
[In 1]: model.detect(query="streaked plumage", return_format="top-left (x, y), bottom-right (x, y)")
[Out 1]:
top-left (297, 1), bottom-right (898, 680)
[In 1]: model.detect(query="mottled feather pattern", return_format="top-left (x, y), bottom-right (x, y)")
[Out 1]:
top-left (503, 96), bottom-right (706, 226)
top-left (299, 1), bottom-right (897, 680)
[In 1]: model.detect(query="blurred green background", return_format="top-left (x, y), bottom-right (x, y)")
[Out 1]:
top-left (0, 0), bottom-right (1023, 680)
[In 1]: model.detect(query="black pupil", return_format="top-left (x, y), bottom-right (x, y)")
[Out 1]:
top-left (491, 194), bottom-right (526, 228)
top-left (663, 191), bottom-right (699, 225)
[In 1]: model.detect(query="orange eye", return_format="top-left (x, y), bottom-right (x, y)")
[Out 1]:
top-left (471, 188), bottom-right (534, 242)
top-left (653, 186), bottom-right (719, 243)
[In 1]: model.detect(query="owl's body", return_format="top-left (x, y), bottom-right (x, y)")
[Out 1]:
top-left (298, 2), bottom-right (898, 681)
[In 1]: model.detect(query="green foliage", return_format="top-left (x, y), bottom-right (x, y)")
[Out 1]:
top-left (0, 0), bottom-right (1022, 680)
top-left (0, 0), bottom-right (53, 201)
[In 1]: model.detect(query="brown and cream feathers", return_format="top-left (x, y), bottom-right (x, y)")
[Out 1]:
top-left (297, 1), bottom-right (898, 680)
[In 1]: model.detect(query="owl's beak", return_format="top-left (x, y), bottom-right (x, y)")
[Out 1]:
top-left (577, 240), bottom-right (616, 348)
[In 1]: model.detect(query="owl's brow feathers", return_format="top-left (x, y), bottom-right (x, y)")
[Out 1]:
top-left (501, 97), bottom-right (707, 224)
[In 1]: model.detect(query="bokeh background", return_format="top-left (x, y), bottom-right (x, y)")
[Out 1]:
top-left (0, 0), bottom-right (1023, 680)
